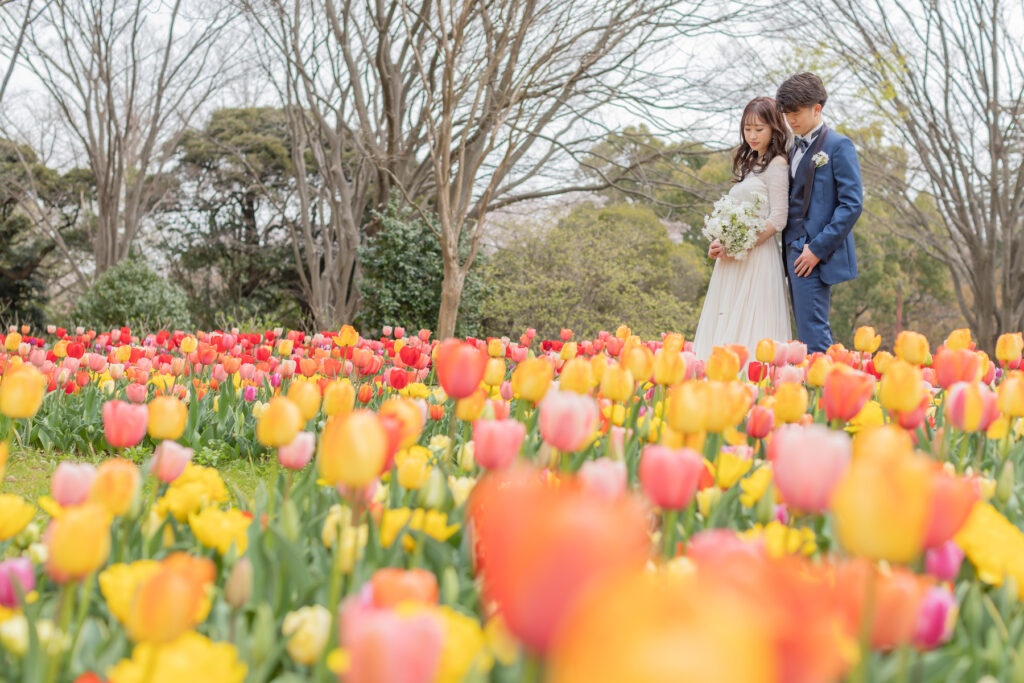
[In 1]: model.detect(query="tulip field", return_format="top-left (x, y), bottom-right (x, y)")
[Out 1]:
top-left (1, 323), bottom-right (1024, 683)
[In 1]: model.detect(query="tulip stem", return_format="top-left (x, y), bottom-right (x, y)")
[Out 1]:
top-left (661, 509), bottom-right (679, 558)
top-left (44, 580), bottom-right (77, 683)
top-left (68, 573), bottom-right (95, 659)
top-left (852, 567), bottom-right (877, 683)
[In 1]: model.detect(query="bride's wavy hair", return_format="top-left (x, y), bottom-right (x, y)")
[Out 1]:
top-left (732, 97), bottom-right (790, 182)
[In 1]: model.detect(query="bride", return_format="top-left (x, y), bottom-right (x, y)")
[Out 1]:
top-left (692, 96), bottom-right (792, 361)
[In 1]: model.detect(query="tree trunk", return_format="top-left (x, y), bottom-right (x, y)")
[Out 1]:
top-left (436, 260), bottom-right (465, 340)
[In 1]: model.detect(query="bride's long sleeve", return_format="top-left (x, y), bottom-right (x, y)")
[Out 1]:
top-left (763, 156), bottom-right (790, 234)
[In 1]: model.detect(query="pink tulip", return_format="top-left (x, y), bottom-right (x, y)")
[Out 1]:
top-left (578, 458), bottom-right (627, 501)
top-left (212, 364), bottom-right (228, 383)
top-left (681, 351), bottom-right (699, 379)
top-left (538, 391), bottom-right (598, 453)
top-left (135, 357), bottom-right (152, 375)
top-left (125, 382), bottom-right (148, 404)
top-left (786, 342), bottom-right (808, 365)
top-left (29, 349), bottom-right (46, 367)
top-left (151, 441), bottom-right (194, 483)
top-left (686, 529), bottom-right (762, 565)
top-left (342, 604), bottom-right (442, 683)
top-left (0, 558), bottom-right (35, 608)
top-left (638, 445), bottom-right (704, 509)
top-left (102, 399), bottom-right (149, 448)
top-left (924, 540), bottom-right (964, 581)
top-left (769, 424), bottom-right (851, 513)
top-left (473, 419), bottom-right (526, 470)
top-left (278, 432), bottom-right (315, 470)
top-left (243, 385), bottom-right (257, 402)
top-left (772, 343), bottom-right (790, 367)
top-left (61, 357), bottom-right (81, 373)
top-left (499, 380), bottom-right (514, 401)
top-left (240, 363), bottom-right (256, 381)
top-left (776, 364), bottom-right (805, 385)
top-left (51, 462), bottom-right (97, 507)
top-left (944, 381), bottom-right (999, 432)
top-left (913, 586), bottom-right (956, 650)
top-left (382, 326), bottom-right (393, 337)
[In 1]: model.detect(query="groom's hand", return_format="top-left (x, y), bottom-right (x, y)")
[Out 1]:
top-left (793, 245), bottom-right (821, 277)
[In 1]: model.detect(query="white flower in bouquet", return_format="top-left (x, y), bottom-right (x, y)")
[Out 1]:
top-left (701, 194), bottom-right (767, 260)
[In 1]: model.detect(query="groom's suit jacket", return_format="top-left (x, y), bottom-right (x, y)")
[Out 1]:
top-left (784, 125), bottom-right (863, 286)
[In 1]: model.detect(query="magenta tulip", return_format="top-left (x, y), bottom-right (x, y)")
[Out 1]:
top-left (473, 419), bottom-right (526, 470)
top-left (913, 586), bottom-right (957, 650)
top-left (638, 445), bottom-right (704, 509)
top-left (924, 540), bottom-right (964, 581)
top-left (769, 424), bottom-right (851, 513)
top-left (102, 399), bottom-right (149, 448)
top-left (0, 558), bottom-right (35, 608)
top-left (51, 462), bottom-right (97, 507)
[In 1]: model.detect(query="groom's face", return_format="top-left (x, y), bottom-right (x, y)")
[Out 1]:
top-left (783, 104), bottom-right (822, 137)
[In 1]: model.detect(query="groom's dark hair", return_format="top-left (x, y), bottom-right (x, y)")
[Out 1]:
top-left (776, 72), bottom-right (828, 113)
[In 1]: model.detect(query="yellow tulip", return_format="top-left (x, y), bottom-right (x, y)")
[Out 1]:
top-left (944, 328), bottom-right (972, 352)
top-left (995, 333), bottom-right (1023, 364)
top-left (560, 342), bottom-right (578, 361)
top-left (379, 397), bottom-right (424, 449)
top-left (147, 397), bottom-right (187, 440)
top-left (621, 342), bottom-right (654, 383)
top-left (998, 371), bottom-right (1024, 418)
top-left (483, 358), bottom-right (507, 387)
top-left (0, 494), bottom-right (35, 541)
top-left (772, 382), bottom-right (808, 424)
top-left (652, 350), bottom-right (686, 386)
top-left (287, 380), bottom-right (322, 421)
top-left (558, 358), bottom-right (593, 395)
top-left (0, 365), bottom-right (45, 419)
top-left (256, 397), bottom-right (304, 447)
top-left (663, 333), bottom-right (685, 354)
top-left (715, 449), bottom-right (752, 489)
top-left (854, 326), bottom-right (882, 353)
top-left (322, 380), bottom-right (356, 417)
top-left (334, 325), bottom-right (360, 347)
top-left (705, 347), bottom-right (740, 382)
top-left (511, 357), bottom-right (554, 403)
top-left (806, 356), bottom-right (833, 388)
top-left (277, 339), bottom-right (294, 356)
top-left (318, 410), bottom-right (387, 487)
top-left (894, 331), bottom-right (930, 365)
top-left (665, 381), bottom-right (708, 434)
top-left (396, 446), bottom-right (432, 490)
top-left (47, 503), bottom-right (111, 580)
top-left (755, 339), bottom-right (776, 364)
top-left (455, 387), bottom-right (488, 422)
top-left (878, 359), bottom-right (924, 414)
top-left (599, 363), bottom-right (634, 403)
top-left (188, 508), bottom-right (251, 555)
top-left (106, 632), bottom-right (247, 683)
top-left (831, 449), bottom-right (932, 563)
top-left (179, 335), bottom-right (198, 354)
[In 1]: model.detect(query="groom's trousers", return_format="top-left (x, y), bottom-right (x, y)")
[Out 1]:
top-left (785, 242), bottom-right (833, 354)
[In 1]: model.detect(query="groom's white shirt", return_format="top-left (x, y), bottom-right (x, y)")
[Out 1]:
top-left (790, 122), bottom-right (824, 178)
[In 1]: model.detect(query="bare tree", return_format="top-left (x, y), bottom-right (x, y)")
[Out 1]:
top-left (0, 0), bottom-right (52, 106)
top-left (792, 0), bottom-right (1024, 350)
top-left (391, 0), bottom-right (732, 338)
top-left (9, 0), bottom-right (236, 276)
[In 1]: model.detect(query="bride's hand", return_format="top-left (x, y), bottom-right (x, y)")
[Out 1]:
top-left (708, 240), bottom-right (725, 259)
top-left (755, 225), bottom-right (777, 247)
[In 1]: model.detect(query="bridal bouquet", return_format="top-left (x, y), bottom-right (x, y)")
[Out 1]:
top-left (702, 194), bottom-right (767, 260)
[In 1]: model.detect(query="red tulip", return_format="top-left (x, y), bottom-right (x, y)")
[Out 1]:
top-left (745, 405), bottom-right (775, 439)
top-left (769, 424), bottom-right (851, 513)
top-left (923, 468), bottom-right (978, 549)
top-left (435, 339), bottom-right (487, 399)
top-left (102, 399), bottom-right (149, 448)
top-left (638, 445), bottom-right (704, 509)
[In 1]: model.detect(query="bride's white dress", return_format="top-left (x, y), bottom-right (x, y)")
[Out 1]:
top-left (693, 155), bottom-right (792, 360)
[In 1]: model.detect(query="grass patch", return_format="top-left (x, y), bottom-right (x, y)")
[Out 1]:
top-left (2, 446), bottom-right (274, 503)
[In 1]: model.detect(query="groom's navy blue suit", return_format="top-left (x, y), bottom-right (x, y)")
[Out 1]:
top-left (784, 125), bottom-right (863, 353)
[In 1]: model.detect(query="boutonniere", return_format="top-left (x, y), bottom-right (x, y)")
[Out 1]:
top-left (812, 151), bottom-right (829, 168)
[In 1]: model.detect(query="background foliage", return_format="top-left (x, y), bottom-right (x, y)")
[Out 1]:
top-left (71, 259), bottom-right (191, 331)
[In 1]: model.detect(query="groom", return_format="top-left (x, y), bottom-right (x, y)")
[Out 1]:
top-left (777, 72), bottom-right (862, 354)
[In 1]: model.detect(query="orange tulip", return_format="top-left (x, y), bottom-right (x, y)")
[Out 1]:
top-left (835, 559), bottom-right (932, 650)
top-left (127, 558), bottom-right (212, 643)
top-left (823, 367), bottom-right (874, 423)
top-left (378, 397), bottom-right (424, 449)
top-left (435, 339), bottom-right (487, 399)
top-left (621, 344), bottom-right (655, 384)
top-left (370, 568), bottom-right (439, 608)
top-left (469, 466), bottom-right (649, 654)
top-left (932, 348), bottom-right (982, 389)
top-left (923, 467), bottom-right (978, 549)
top-left (88, 458), bottom-right (140, 517)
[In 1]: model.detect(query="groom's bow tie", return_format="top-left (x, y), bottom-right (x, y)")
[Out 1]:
top-left (795, 136), bottom-right (812, 151)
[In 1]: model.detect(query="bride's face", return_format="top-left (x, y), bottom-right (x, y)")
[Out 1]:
top-left (743, 116), bottom-right (770, 155)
